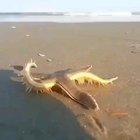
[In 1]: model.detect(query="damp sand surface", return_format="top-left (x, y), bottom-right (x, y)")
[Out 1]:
top-left (0, 22), bottom-right (140, 140)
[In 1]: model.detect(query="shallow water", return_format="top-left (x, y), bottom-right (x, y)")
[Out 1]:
top-left (0, 15), bottom-right (140, 22)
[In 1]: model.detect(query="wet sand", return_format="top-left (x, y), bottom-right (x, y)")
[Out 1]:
top-left (0, 22), bottom-right (140, 140)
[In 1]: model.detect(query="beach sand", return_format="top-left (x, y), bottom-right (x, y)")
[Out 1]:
top-left (0, 22), bottom-right (140, 140)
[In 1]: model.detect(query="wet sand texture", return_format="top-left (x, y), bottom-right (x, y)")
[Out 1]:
top-left (0, 22), bottom-right (140, 140)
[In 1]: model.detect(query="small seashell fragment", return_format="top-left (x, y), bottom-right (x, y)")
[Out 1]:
top-left (11, 26), bottom-right (16, 29)
top-left (26, 34), bottom-right (30, 37)
top-left (46, 58), bottom-right (52, 62)
top-left (38, 53), bottom-right (45, 57)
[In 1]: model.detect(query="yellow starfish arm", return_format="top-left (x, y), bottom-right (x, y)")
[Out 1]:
top-left (67, 72), bottom-right (118, 86)
top-left (43, 79), bottom-right (56, 90)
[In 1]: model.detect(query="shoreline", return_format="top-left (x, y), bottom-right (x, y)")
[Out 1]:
top-left (0, 15), bottom-right (140, 22)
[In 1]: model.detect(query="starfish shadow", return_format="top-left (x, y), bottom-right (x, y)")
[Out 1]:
top-left (0, 69), bottom-right (94, 140)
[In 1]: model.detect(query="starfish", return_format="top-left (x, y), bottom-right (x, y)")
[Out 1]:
top-left (11, 59), bottom-right (118, 111)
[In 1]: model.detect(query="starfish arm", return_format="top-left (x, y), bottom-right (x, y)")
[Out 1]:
top-left (56, 81), bottom-right (100, 110)
top-left (67, 72), bottom-right (118, 86)
top-left (12, 60), bottom-right (57, 94)
top-left (43, 79), bottom-right (56, 92)
top-left (79, 65), bottom-right (93, 72)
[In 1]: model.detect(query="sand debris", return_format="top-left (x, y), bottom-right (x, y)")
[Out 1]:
top-left (131, 50), bottom-right (140, 54)
top-left (46, 58), bottom-right (52, 62)
top-left (110, 112), bottom-right (129, 119)
top-left (11, 26), bottom-right (16, 29)
top-left (37, 53), bottom-right (52, 62)
top-left (38, 53), bottom-right (45, 57)
top-left (9, 64), bottom-right (23, 71)
top-left (25, 34), bottom-right (30, 37)
top-left (105, 108), bottom-right (129, 119)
